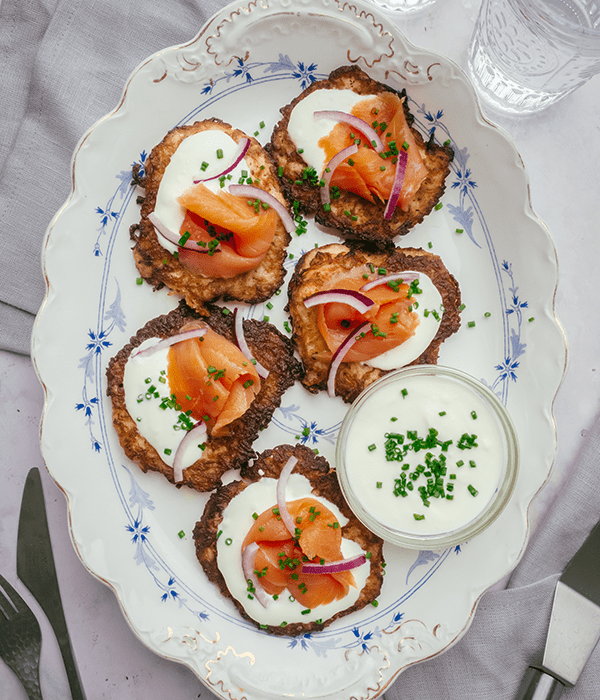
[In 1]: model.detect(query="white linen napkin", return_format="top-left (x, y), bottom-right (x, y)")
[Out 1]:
top-left (386, 412), bottom-right (600, 699)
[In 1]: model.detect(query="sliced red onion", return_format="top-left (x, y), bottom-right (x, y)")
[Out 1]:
top-left (172, 421), bottom-right (208, 484)
top-left (360, 272), bottom-right (419, 293)
top-left (327, 320), bottom-right (371, 399)
top-left (233, 307), bottom-right (269, 379)
top-left (314, 110), bottom-right (384, 153)
top-left (320, 144), bottom-right (358, 206)
top-left (192, 138), bottom-right (250, 183)
top-left (276, 456), bottom-right (298, 538)
top-left (148, 211), bottom-right (221, 254)
top-left (130, 327), bottom-right (208, 359)
top-left (383, 149), bottom-right (408, 220)
top-left (301, 553), bottom-right (366, 575)
top-left (227, 184), bottom-right (295, 235)
top-left (242, 542), bottom-right (272, 609)
top-left (303, 288), bottom-right (374, 315)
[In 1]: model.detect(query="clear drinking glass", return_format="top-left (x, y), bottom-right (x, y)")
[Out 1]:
top-left (468, 0), bottom-right (600, 114)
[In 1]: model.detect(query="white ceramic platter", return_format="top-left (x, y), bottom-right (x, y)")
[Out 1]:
top-left (32, 0), bottom-right (566, 698)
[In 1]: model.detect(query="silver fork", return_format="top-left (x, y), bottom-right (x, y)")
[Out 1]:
top-left (0, 574), bottom-right (44, 700)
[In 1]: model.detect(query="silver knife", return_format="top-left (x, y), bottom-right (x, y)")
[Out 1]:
top-left (516, 519), bottom-right (600, 699)
top-left (17, 467), bottom-right (86, 700)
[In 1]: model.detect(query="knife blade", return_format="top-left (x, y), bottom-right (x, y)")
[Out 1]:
top-left (17, 467), bottom-right (86, 700)
top-left (516, 519), bottom-right (600, 699)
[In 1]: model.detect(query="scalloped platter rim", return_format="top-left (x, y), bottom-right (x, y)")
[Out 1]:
top-left (32, 1), bottom-right (566, 698)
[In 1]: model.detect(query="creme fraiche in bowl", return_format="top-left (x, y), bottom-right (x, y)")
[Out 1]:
top-left (335, 365), bottom-right (519, 549)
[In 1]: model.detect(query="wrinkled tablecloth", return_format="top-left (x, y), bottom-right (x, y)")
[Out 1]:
top-left (1, 1), bottom-right (598, 698)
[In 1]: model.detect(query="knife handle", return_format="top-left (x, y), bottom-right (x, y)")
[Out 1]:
top-left (56, 627), bottom-right (86, 700)
top-left (516, 666), bottom-right (567, 700)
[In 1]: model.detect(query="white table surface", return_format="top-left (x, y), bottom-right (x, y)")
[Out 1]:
top-left (1, 0), bottom-right (600, 698)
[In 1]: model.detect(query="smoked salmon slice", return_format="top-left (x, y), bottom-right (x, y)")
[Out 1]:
top-left (315, 266), bottom-right (420, 362)
top-left (318, 92), bottom-right (429, 212)
top-left (166, 322), bottom-right (260, 437)
top-left (176, 185), bottom-right (278, 278)
top-left (243, 497), bottom-right (356, 609)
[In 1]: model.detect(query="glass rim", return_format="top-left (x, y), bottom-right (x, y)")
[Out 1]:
top-left (503, 0), bottom-right (600, 44)
top-left (335, 365), bottom-right (520, 550)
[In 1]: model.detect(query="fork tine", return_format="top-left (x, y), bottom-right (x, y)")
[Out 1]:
top-left (0, 573), bottom-right (29, 617)
top-left (0, 574), bottom-right (44, 700)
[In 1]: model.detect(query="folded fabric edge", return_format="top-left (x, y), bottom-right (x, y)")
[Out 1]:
top-left (0, 301), bottom-right (35, 355)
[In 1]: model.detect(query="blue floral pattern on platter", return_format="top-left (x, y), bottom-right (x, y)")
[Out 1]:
top-left (77, 55), bottom-right (528, 654)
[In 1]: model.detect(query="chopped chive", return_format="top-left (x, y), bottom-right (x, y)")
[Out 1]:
top-left (178, 230), bottom-right (191, 246)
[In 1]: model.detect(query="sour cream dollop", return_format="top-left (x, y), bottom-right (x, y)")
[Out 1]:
top-left (287, 89), bottom-right (366, 175)
top-left (123, 340), bottom-right (206, 472)
top-left (153, 130), bottom-right (251, 254)
top-left (216, 473), bottom-right (371, 627)
top-left (363, 272), bottom-right (444, 371)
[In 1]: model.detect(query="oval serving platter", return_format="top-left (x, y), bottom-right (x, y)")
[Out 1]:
top-left (32, 0), bottom-right (566, 698)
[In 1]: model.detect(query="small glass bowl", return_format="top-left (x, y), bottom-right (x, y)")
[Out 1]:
top-left (335, 365), bottom-right (519, 550)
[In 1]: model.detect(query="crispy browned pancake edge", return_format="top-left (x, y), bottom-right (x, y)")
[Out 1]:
top-left (267, 65), bottom-right (454, 248)
top-left (106, 302), bottom-right (303, 491)
top-left (130, 118), bottom-right (291, 308)
top-left (287, 243), bottom-right (462, 403)
top-left (193, 443), bottom-right (385, 636)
